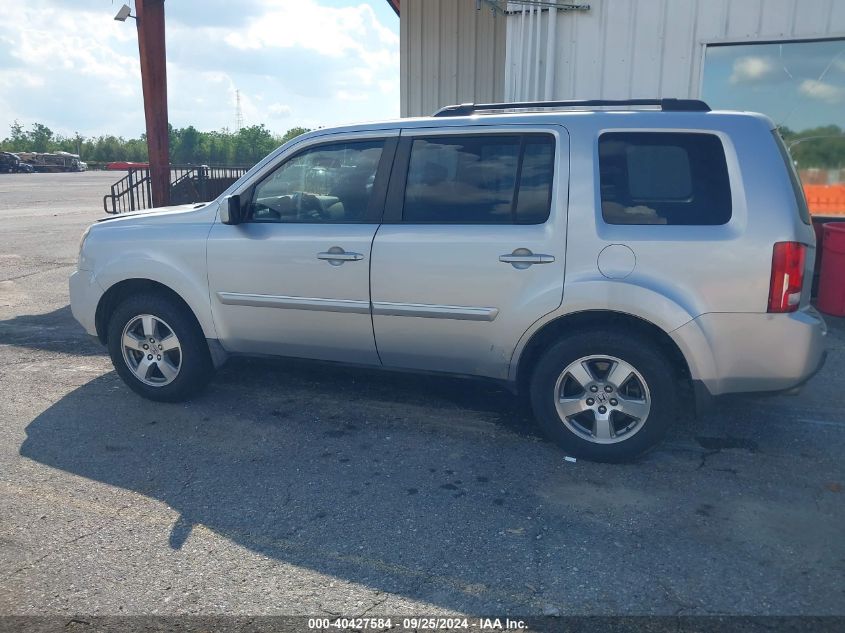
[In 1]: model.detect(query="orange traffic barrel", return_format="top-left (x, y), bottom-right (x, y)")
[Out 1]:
top-left (817, 222), bottom-right (845, 317)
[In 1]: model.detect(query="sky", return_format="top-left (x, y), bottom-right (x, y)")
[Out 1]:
top-left (0, 0), bottom-right (400, 140)
top-left (702, 38), bottom-right (845, 132)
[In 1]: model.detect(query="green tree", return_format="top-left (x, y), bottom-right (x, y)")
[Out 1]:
top-left (173, 125), bottom-right (201, 163)
top-left (0, 121), bottom-right (312, 166)
top-left (780, 125), bottom-right (845, 170)
top-left (28, 123), bottom-right (54, 152)
top-left (279, 126), bottom-right (309, 145)
top-left (7, 120), bottom-right (26, 151)
top-left (232, 124), bottom-right (277, 164)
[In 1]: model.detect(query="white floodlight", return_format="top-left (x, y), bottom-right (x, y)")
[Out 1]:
top-left (114, 4), bottom-right (134, 22)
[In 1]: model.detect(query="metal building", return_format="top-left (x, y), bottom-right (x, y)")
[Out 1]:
top-left (397, 0), bottom-right (507, 118)
top-left (396, 0), bottom-right (845, 119)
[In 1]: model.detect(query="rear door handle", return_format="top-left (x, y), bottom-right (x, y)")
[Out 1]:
top-left (317, 247), bottom-right (364, 265)
top-left (499, 249), bottom-right (555, 269)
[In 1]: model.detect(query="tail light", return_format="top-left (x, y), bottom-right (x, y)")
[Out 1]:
top-left (768, 242), bottom-right (806, 313)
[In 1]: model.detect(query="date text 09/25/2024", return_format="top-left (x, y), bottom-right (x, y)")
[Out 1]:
top-left (307, 617), bottom-right (528, 630)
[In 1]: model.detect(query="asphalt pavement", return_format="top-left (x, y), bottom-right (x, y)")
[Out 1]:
top-left (0, 172), bottom-right (843, 618)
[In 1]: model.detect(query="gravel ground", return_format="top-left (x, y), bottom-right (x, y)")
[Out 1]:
top-left (0, 172), bottom-right (843, 618)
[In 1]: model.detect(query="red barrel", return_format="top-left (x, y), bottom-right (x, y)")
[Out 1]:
top-left (817, 222), bottom-right (845, 317)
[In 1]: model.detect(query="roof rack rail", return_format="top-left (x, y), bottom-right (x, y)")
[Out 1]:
top-left (432, 98), bottom-right (711, 117)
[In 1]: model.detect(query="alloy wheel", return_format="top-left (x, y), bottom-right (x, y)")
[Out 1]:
top-left (121, 314), bottom-right (182, 387)
top-left (553, 354), bottom-right (651, 444)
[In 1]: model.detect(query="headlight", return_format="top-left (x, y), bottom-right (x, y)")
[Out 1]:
top-left (77, 225), bottom-right (92, 266)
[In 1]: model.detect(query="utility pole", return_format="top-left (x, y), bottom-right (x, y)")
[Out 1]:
top-left (135, 0), bottom-right (170, 207)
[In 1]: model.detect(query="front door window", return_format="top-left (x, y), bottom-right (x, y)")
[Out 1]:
top-left (249, 140), bottom-right (385, 223)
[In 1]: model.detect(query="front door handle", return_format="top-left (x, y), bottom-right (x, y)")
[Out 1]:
top-left (317, 246), bottom-right (364, 266)
top-left (499, 249), bottom-right (555, 269)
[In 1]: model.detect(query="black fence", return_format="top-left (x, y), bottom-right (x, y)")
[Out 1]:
top-left (103, 165), bottom-right (250, 214)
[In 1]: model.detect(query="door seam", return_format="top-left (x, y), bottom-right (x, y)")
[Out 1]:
top-left (369, 223), bottom-right (384, 365)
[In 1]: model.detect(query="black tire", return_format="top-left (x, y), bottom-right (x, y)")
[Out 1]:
top-left (107, 292), bottom-right (214, 402)
top-left (529, 329), bottom-right (679, 462)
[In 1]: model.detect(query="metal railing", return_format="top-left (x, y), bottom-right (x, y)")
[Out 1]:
top-left (103, 164), bottom-right (250, 214)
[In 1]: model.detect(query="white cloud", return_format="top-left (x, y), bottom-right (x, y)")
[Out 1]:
top-left (0, 0), bottom-right (399, 139)
top-left (730, 55), bottom-right (778, 84)
top-left (224, 0), bottom-right (398, 58)
top-left (799, 79), bottom-right (845, 104)
top-left (267, 103), bottom-right (292, 118)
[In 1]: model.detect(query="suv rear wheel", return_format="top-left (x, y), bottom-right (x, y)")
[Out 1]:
top-left (529, 329), bottom-right (678, 462)
top-left (107, 293), bottom-right (214, 402)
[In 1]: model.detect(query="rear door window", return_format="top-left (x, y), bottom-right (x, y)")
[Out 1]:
top-left (402, 134), bottom-right (555, 224)
top-left (599, 132), bottom-right (732, 225)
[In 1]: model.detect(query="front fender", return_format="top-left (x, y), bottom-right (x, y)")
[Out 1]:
top-left (93, 252), bottom-right (217, 340)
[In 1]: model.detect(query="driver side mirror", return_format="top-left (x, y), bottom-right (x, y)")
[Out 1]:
top-left (221, 194), bottom-right (245, 225)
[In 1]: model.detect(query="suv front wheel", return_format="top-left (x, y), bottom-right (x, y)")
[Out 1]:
top-left (529, 329), bottom-right (678, 462)
top-left (107, 293), bottom-right (214, 402)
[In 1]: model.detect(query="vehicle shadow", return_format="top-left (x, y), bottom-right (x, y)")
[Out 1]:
top-left (0, 305), bottom-right (103, 356)
top-left (18, 360), bottom-right (560, 613)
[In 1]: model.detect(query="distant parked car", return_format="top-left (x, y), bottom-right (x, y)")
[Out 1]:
top-left (0, 151), bottom-right (32, 173)
top-left (70, 99), bottom-right (828, 462)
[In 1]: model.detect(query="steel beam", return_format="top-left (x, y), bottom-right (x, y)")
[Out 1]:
top-left (135, 0), bottom-right (170, 207)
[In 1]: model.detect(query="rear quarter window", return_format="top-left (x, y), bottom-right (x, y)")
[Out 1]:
top-left (599, 132), bottom-right (732, 226)
top-left (772, 130), bottom-right (812, 226)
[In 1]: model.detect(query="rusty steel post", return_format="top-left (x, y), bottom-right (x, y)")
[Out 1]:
top-left (135, 0), bottom-right (170, 207)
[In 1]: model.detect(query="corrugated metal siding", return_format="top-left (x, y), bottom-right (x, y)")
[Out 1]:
top-left (400, 0), bottom-right (506, 117)
top-left (504, 0), bottom-right (845, 101)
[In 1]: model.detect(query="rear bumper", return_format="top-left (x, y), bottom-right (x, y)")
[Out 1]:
top-left (672, 307), bottom-right (828, 396)
top-left (69, 269), bottom-right (103, 337)
top-left (786, 347), bottom-right (828, 392)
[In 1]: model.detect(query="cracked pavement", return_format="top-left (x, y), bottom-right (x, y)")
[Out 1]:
top-left (0, 172), bottom-right (844, 616)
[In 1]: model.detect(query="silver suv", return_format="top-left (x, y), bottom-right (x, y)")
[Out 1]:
top-left (70, 99), bottom-right (828, 462)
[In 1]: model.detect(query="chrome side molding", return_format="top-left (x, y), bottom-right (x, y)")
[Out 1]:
top-left (372, 301), bottom-right (499, 321)
top-left (217, 292), bottom-right (499, 321)
top-left (217, 292), bottom-right (371, 315)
